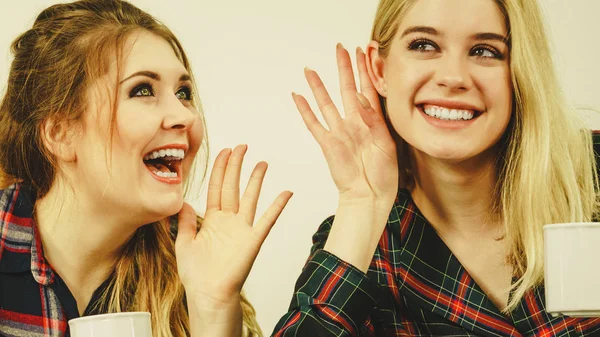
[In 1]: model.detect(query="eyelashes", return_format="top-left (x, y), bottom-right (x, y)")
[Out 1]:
top-left (470, 45), bottom-right (505, 60)
top-left (407, 37), bottom-right (505, 60)
top-left (407, 38), bottom-right (439, 52)
top-left (129, 82), bottom-right (194, 101)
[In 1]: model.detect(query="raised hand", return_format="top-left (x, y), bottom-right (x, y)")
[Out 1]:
top-left (175, 145), bottom-right (292, 307)
top-left (293, 44), bottom-right (399, 272)
top-left (293, 43), bottom-right (398, 205)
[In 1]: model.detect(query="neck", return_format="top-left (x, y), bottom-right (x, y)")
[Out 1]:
top-left (408, 147), bottom-right (502, 237)
top-left (35, 180), bottom-right (141, 314)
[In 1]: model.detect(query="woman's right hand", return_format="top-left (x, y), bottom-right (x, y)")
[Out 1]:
top-left (294, 43), bottom-right (398, 208)
top-left (293, 43), bottom-right (398, 271)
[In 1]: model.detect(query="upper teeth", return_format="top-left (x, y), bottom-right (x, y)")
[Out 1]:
top-left (423, 106), bottom-right (475, 121)
top-left (144, 148), bottom-right (185, 161)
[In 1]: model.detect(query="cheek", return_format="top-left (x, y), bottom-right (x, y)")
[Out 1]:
top-left (184, 115), bottom-right (204, 167)
top-left (385, 59), bottom-right (431, 103)
top-left (384, 67), bottom-right (424, 130)
top-left (115, 106), bottom-right (162, 145)
top-left (477, 67), bottom-right (512, 116)
top-left (189, 115), bottom-right (204, 151)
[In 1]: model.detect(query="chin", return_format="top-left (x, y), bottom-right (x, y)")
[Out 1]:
top-left (144, 196), bottom-right (184, 220)
top-left (411, 141), bottom-right (478, 163)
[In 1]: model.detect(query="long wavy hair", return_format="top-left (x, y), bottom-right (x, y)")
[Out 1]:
top-left (0, 0), bottom-right (262, 335)
top-left (370, 0), bottom-right (599, 312)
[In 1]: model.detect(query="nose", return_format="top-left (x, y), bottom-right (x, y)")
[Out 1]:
top-left (435, 54), bottom-right (472, 92)
top-left (162, 97), bottom-right (197, 131)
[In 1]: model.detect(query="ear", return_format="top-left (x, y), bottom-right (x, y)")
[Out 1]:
top-left (366, 40), bottom-right (388, 98)
top-left (40, 118), bottom-right (78, 163)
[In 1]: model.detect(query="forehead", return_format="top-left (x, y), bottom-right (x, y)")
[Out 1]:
top-left (399, 0), bottom-right (507, 36)
top-left (121, 31), bottom-right (187, 78)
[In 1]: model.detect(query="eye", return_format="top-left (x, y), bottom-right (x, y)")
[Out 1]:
top-left (175, 86), bottom-right (193, 101)
top-left (130, 83), bottom-right (155, 98)
top-left (408, 38), bottom-right (438, 52)
top-left (471, 45), bottom-right (503, 60)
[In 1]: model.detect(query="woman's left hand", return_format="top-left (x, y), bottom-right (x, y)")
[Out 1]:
top-left (175, 144), bottom-right (293, 310)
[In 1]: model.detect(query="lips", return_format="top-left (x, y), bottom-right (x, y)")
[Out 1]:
top-left (142, 144), bottom-right (188, 184)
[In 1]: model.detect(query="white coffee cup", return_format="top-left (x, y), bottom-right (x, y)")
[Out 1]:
top-left (544, 222), bottom-right (600, 317)
top-left (68, 312), bottom-right (152, 337)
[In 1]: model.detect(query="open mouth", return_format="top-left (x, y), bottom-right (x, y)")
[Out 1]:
top-left (418, 104), bottom-right (482, 121)
top-left (143, 148), bottom-right (185, 182)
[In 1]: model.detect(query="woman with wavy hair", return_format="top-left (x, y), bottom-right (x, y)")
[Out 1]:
top-left (0, 1), bottom-right (292, 336)
top-left (274, 0), bottom-right (600, 335)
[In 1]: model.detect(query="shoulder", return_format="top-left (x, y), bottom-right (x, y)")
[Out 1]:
top-left (592, 130), bottom-right (600, 151)
top-left (0, 183), bottom-right (21, 213)
top-left (0, 183), bottom-right (35, 218)
top-left (591, 130), bottom-right (600, 175)
top-left (0, 183), bottom-right (35, 272)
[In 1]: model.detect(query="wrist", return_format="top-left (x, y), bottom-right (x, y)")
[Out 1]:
top-left (338, 192), bottom-right (396, 211)
top-left (324, 202), bottom-right (393, 272)
top-left (187, 290), bottom-right (242, 315)
top-left (187, 292), bottom-right (243, 337)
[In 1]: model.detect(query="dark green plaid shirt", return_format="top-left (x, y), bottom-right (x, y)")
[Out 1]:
top-left (272, 132), bottom-right (600, 337)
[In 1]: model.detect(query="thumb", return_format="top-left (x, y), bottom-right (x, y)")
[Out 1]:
top-left (355, 92), bottom-right (380, 128)
top-left (175, 202), bottom-right (198, 245)
top-left (356, 92), bottom-right (394, 143)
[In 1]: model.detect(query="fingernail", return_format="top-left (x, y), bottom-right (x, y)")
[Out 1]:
top-left (304, 66), bottom-right (312, 72)
top-left (356, 92), bottom-right (371, 109)
top-left (357, 46), bottom-right (364, 54)
top-left (336, 42), bottom-right (344, 50)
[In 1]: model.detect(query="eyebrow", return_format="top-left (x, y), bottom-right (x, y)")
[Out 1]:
top-left (119, 70), bottom-right (191, 84)
top-left (400, 25), bottom-right (508, 44)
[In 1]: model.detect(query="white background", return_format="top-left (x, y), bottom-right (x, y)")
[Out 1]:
top-left (1, 0), bottom-right (599, 333)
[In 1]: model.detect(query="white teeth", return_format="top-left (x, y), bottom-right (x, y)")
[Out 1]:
top-left (423, 105), bottom-right (475, 121)
top-left (153, 171), bottom-right (178, 178)
top-left (143, 148), bottom-right (186, 161)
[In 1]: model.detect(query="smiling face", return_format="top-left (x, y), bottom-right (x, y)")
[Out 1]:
top-left (72, 31), bottom-right (204, 222)
top-left (371, 0), bottom-right (512, 163)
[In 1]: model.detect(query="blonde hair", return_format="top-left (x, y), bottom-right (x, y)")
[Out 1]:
top-left (0, 0), bottom-right (262, 335)
top-left (371, 0), bottom-right (599, 312)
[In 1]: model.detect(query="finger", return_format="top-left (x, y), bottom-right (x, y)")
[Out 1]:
top-left (356, 46), bottom-right (383, 116)
top-left (175, 202), bottom-right (198, 245)
top-left (355, 92), bottom-right (395, 148)
top-left (336, 43), bottom-right (361, 117)
top-left (304, 67), bottom-right (343, 129)
top-left (292, 92), bottom-right (328, 143)
top-left (253, 191), bottom-right (293, 242)
top-left (206, 148), bottom-right (232, 211)
top-left (239, 161), bottom-right (268, 224)
top-left (221, 144), bottom-right (247, 213)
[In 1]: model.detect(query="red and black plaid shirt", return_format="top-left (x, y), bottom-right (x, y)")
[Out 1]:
top-left (0, 184), bottom-right (107, 337)
top-left (272, 133), bottom-right (600, 337)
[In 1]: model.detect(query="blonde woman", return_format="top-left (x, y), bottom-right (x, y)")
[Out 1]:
top-left (0, 0), bottom-right (292, 336)
top-left (274, 0), bottom-right (600, 335)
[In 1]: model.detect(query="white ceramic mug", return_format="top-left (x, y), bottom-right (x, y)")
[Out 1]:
top-left (544, 223), bottom-right (600, 317)
top-left (68, 312), bottom-right (152, 337)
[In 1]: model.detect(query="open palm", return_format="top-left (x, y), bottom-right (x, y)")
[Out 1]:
top-left (175, 145), bottom-right (292, 306)
top-left (294, 44), bottom-right (398, 203)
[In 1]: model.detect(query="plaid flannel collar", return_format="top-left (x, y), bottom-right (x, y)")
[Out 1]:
top-left (0, 183), bottom-right (56, 285)
top-left (392, 189), bottom-right (520, 336)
